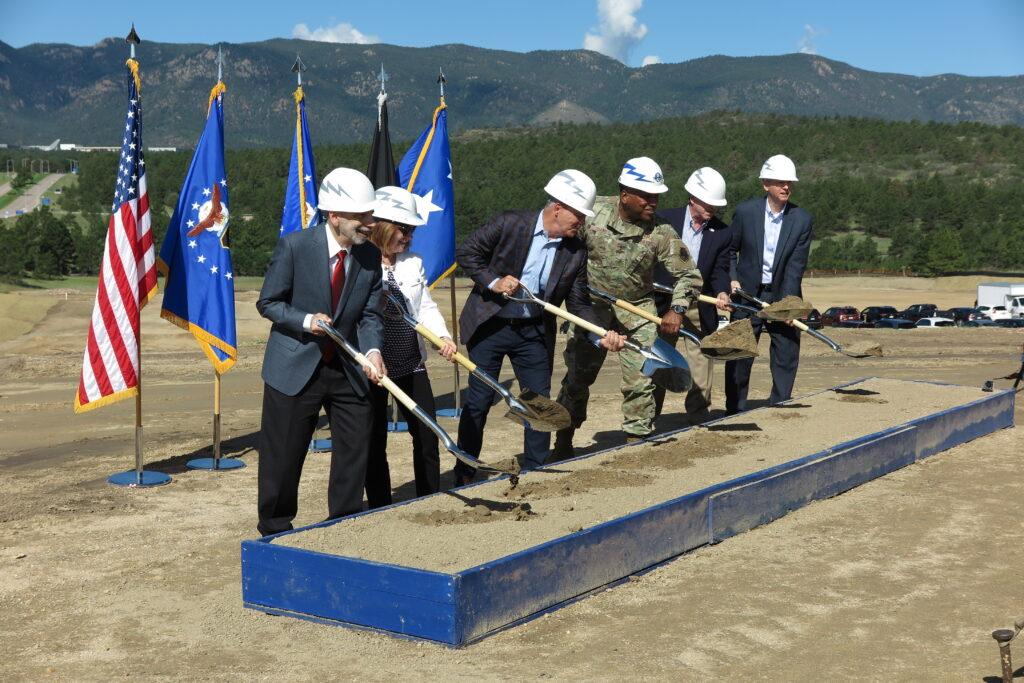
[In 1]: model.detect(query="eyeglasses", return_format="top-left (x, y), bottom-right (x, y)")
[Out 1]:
top-left (396, 225), bottom-right (416, 236)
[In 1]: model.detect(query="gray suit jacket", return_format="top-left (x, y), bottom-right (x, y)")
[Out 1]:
top-left (257, 225), bottom-right (384, 397)
top-left (457, 210), bottom-right (598, 360)
top-left (729, 197), bottom-right (813, 302)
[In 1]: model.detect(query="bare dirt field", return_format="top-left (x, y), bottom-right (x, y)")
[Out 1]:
top-left (1, 275), bottom-right (1022, 681)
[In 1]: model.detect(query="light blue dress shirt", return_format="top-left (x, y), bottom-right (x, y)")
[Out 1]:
top-left (761, 201), bottom-right (787, 285)
top-left (679, 206), bottom-right (704, 265)
top-left (498, 213), bottom-right (562, 318)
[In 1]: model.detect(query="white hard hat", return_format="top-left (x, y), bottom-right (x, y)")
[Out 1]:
top-left (684, 167), bottom-right (727, 207)
top-left (544, 169), bottom-right (597, 217)
top-left (759, 154), bottom-right (799, 182)
top-left (373, 186), bottom-right (426, 226)
top-left (317, 167), bottom-right (378, 213)
top-left (618, 156), bottom-right (668, 194)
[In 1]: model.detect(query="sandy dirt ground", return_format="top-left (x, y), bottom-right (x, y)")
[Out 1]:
top-left (1, 275), bottom-right (1022, 681)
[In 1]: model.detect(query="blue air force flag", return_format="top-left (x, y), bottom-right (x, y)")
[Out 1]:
top-left (157, 82), bottom-right (237, 373)
top-left (280, 86), bottom-right (319, 235)
top-left (397, 103), bottom-right (455, 286)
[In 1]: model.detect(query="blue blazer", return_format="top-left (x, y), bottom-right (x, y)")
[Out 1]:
top-left (655, 208), bottom-right (734, 335)
top-left (257, 225), bottom-right (384, 397)
top-left (728, 197), bottom-right (813, 301)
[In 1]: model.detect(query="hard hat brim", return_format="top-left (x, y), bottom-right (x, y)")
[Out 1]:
top-left (758, 173), bottom-right (799, 182)
top-left (619, 179), bottom-right (669, 194)
top-left (318, 199), bottom-right (379, 214)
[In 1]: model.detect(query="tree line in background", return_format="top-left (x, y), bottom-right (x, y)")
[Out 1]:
top-left (3, 111), bottom-right (1024, 280)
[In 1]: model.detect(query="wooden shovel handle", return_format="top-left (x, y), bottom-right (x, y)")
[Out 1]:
top-left (537, 299), bottom-right (610, 338)
top-left (711, 293), bottom-right (812, 330)
top-left (610, 298), bottom-right (662, 325)
top-left (413, 323), bottom-right (478, 372)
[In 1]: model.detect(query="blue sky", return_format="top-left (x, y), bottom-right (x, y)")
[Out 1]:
top-left (2, 0), bottom-right (1022, 77)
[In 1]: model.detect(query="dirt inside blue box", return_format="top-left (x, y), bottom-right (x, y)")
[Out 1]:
top-left (278, 378), bottom-right (988, 572)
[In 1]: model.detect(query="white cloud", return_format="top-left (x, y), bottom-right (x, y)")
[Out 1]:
top-left (583, 0), bottom-right (648, 64)
top-left (798, 24), bottom-right (823, 55)
top-left (641, 55), bottom-right (661, 66)
top-left (292, 21), bottom-right (379, 44)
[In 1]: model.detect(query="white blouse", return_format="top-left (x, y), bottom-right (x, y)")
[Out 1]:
top-left (381, 252), bottom-right (453, 364)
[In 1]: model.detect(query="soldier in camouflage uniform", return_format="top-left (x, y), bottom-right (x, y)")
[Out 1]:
top-left (553, 157), bottom-right (702, 458)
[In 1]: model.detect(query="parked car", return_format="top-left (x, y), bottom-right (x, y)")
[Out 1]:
top-left (947, 307), bottom-right (984, 326)
top-left (860, 306), bottom-right (900, 327)
top-left (798, 308), bottom-right (823, 330)
top-left (962, 318), bottom-right (998, 328)
top-left (978, 305), bottom-right (1012, 321)
top-left (821, 306), bottom-right (860, 327)
top-left (899, 303), bottom-right (939, 322)
top-left (875, 317), bottom-right (915, 329)
top-left (994, 318), bottom-right (1024, 328)
top-left (915, 317), bottom-right (956, 328)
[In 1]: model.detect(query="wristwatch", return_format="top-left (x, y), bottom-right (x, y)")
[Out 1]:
top-left (670, 304), bottom-right (687, 315)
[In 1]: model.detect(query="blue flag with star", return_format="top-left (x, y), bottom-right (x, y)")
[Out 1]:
top-left (279, 86), bottom-right (318, 236)
top-left (157, 82), bottom-right (237, 373)
top-left (398, 102), bottom-right (455, 286)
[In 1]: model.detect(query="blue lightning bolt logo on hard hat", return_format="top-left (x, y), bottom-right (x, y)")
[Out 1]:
top-left (618, 156), bottom-right (668, 194)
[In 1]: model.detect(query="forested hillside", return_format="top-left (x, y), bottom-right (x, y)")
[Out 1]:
top-left (4, 111), bottom-right (1023, 279)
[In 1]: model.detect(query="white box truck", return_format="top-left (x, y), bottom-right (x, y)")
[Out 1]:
top-left (976, 282), bottom-right (1024, 319)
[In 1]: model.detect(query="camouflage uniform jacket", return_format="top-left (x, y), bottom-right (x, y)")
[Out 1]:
top-left (580, 195), bottom-right (702, 321)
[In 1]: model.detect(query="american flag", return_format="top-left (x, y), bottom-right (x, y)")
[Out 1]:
top-left (74, 59), bottom-right (158, 413)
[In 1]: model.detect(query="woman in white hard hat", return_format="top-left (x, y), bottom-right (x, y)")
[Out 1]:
top-left (364, 186), bottom-right (457, 507)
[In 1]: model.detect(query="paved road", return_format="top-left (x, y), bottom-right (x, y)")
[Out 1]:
top-left (1, 173), bottom-right (63, 218)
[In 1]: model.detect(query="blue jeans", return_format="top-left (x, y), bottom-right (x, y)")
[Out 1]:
top-left (456, 317), bottom-right (552, 473)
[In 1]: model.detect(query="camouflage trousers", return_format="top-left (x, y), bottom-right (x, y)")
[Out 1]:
top-left (653, 311), bottom-right (713, 418)
top-left (556, 300), bottom-right (658, 437)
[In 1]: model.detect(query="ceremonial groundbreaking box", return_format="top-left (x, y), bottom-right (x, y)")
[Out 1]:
top-left (241, 378), bottom-right (1014, 646)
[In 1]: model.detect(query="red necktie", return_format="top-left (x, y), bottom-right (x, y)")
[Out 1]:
top-left (323, 250), bottom-right (346, 363)
top-left (331, 250), bottom-right (347, 312)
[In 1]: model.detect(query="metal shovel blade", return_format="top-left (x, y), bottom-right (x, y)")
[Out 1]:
top-left (502, 389), bottom-right (572, 432)
top-left (645, 337), bottom-right (692, 393)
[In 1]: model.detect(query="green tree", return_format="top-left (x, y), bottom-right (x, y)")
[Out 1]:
top-left (922, 226), bottom-right (966, 276)
top-left (11, 168), bottom-right (33, 191)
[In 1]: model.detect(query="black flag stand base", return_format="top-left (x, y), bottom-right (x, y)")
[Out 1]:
top-left (187, 374), bottom-right (245, 471)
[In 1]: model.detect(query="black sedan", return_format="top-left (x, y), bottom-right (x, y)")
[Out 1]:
top-left (875, 317), bottom-right (915, 329)
top-left (860, 306), bottom-right (900, 327)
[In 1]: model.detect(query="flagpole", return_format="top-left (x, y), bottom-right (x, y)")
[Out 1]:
top-left (106, 24), bottom-right (170, 487)
top-left (185, 44), bottom-right (243, 472)
top-left (430, 67), bottom-right (462, 419)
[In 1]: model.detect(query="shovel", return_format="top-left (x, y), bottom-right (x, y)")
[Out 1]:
top-left (503, 285), bottom-right (692, 393)
top-left (734, 289), bottom-right (883, 359)
top-left (315, 320), bottom-right (520, 483)
top-left (652, 282), bottom-right (804, 320)
top-left (384, 293), bottom-right (571, 432)
top-left (587, 285), bottom-right (759, 361)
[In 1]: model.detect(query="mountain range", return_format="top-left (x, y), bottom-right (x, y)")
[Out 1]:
top-left (2, 38), bottom-right (1022, 148)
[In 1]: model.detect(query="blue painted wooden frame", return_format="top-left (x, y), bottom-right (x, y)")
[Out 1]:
top-left (241, 379), bottom-right (1015, 645)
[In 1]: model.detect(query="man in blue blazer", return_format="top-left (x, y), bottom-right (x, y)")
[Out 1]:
top-left (725, 155), bottom-right (813, 414)
top-left (654, 167), bottom-right (734, 420)
top-left (255, 168), bottom-right (386, 536)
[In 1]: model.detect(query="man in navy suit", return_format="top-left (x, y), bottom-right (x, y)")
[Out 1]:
top-left (255, 168), bottom-right (386, 536)
top-left (654, 167), bottom-right (734, 421)
top-left (725, 154), bottom-right (813, 414)
top-left (455, 170), bottom-right (625, 483)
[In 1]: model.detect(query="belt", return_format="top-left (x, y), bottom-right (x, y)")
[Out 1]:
top-left (502, 316), bottom-right (543, 328)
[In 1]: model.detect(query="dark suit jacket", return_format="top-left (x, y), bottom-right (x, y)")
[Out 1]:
top-left (729, 197), bottom-right (813, 302)
top-left (655, 208), bottom-right (734, 335)
top-left (457, 210), bottom-right (598, 359)
top-left (257, 225), bottom-right (384, 397)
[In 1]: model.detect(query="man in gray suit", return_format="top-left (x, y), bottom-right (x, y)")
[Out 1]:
top-left (255, 168), bottom-right (386, 536)
top-left (725, 154), bottom-right (813, 414)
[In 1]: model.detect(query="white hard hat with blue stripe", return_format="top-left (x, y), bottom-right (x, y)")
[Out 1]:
top-left (618, 156), bottom-right (668, 194)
